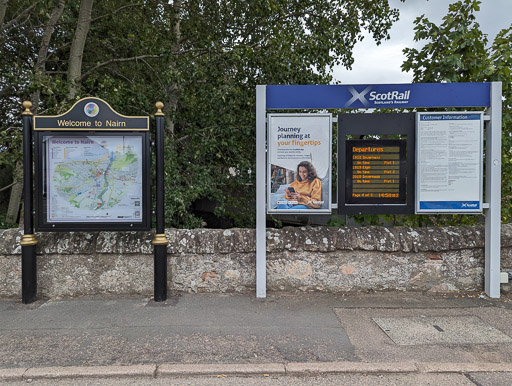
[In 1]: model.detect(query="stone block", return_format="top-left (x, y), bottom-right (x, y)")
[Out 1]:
top-left (95, 231), bottom-right (152, 254)
top-left (217, 228), bottom-right (255, 253)
top-left (298, 227), bottom-right (337, 252)
top-left (0, 228), bottom-right (22, 255)
top-left (0, 256), bottom-right (20, 297)
top-left (37, 232), bottom-right (97, 255)
top-left (501, 223), bottom-right (512, 248)
top-left (445, 226), bottom-right (484, 250)
top-left (171, 253), bottom-right (255, 293)
top-left (353, 226), bottom-right (401, 252)
top-left (398, 227), bottom-right (451, 252)
top-left (37, 254), bottom-right (153, 297)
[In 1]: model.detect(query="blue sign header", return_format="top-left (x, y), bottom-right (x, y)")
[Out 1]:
top-left (266, 83), bottom-right (490, 109)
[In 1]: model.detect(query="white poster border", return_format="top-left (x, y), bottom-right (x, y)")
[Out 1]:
top-left (267, 113), bottom-right (332, 214)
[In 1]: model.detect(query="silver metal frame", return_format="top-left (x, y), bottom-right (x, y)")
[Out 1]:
top-left (256, 85), bottom-right (267, 298)
top-left (256, 82), bottom-right (502, 299)
top-left (485, 82), bottom-right (502, 298)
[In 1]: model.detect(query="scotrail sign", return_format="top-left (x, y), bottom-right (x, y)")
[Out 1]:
top-left (345, 86), bottom-right (411, 107)
top-left (266, 83), bottom-right (490, 109)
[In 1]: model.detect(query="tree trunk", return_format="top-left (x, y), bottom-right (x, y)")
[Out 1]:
top-left (0, 0), bottom-right (7, 28)
top-left (31, 0), bottom-right (66, 110)
top-left (164, 0), bottom-right (182, 135)
top-left (67, 0), bottom-right (94, 100)
top-left (5, 161), bottom-right (22, 224)
top-left (5, 1), bottom-right (66, 227)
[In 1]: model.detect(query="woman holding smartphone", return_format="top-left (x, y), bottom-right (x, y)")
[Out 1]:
top-left (277, 161), bottom-right (322, 209)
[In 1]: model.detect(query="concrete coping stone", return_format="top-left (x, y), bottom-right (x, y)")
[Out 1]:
top-left (0, 368), bottom-right (27, 381)
top-left (418, 362), bottom-right (512, 373)
top-left (285, 361), bottom-right (418, 374)
top-left (4, 362), bottom-right (512, 380)
top-left (157, 363), bottom-right (286, 376)
top-left (23, 365), bottom-right (156, 380)
top-left (2, 224), bottom-right (508, 255)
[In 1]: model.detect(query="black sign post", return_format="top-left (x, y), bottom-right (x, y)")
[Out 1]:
top-left (20, 98), bottom-right (169, 303)
top-left (21, 101), bottom-right (37, 304)
top-left (152, 102), bottom-right (168, 302)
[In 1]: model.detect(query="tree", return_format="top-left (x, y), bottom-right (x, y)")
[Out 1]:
top-left (0, 0), bottom-right (403, 228)
top-left (67, 0), bottom-right (93, 100)
top-left (402, 0), bottom-right (512, 223)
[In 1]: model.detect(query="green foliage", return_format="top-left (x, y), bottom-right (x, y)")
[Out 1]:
top-left (0, 214), bottom-right (17, 230)
top-left (401, 0), bottom-right (512, 224)
top-left (327, 215), bottom-right (345, 227)
top-left (354, 213), bottom-right (484, 227)
top-left (1, 0), bottom-right (401, 228)
top-left (402, 0), bottom-right (490, 82)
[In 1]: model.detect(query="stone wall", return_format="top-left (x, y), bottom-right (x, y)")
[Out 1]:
top-left (1, 225), bottom-right (512, 298)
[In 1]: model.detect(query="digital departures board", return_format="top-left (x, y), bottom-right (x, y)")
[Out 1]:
top-left (346, 139), bottom-right (406, 205)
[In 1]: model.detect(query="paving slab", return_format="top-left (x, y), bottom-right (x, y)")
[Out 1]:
top-left (333, 293), bottom-right (498, 309)
top-left (418, 362), bottom-right (512, 373)
top-left (467, 372), bottom-right (512, 385)
top-left (334, 306), bottom-right (512, 364)
top-left (373, 316), bottom-right (512, 345)
top-left (0, 299), bottom-right (15, 312)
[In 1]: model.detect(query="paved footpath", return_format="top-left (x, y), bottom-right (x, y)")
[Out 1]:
top-left (1, 292), bottom-right (512, 384)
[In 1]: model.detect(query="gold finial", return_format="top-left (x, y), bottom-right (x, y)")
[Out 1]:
top-left (155, 101), bottom-right (165, 116)
top-left (152, 233), bottom-right (169, 245)
top-left (22, 101), bottom-right (33, 115)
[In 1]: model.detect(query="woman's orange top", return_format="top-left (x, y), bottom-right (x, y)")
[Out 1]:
top-left (284, 178), bottom-right (322, 209)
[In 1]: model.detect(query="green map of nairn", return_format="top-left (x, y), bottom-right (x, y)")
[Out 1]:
top-left (47, 136), bottom-right (143, 222)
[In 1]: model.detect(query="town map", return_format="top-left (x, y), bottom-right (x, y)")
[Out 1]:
top-left (46, 136), bottom-right (143, 222)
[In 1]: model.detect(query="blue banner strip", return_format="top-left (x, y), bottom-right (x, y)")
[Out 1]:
top-left (266, 83), bottom-right (490, 109)
top-left (419, 201), bottom-right (480, 210)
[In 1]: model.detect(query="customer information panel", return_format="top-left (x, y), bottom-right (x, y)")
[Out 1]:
top-left (416, 112), bottom-right (483, 213)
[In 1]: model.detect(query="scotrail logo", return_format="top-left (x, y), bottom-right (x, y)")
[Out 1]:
top-left (346, 86), bottom-right (411, 108)
top-left (461, 202), bottom-right (479, 209)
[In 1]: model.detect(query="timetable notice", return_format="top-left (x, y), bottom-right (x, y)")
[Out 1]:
top-left (346, 140), bottom-right (406, 205)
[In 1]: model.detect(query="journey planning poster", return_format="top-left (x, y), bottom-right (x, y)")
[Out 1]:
top-left (267, 114), bottom-right (331, 213)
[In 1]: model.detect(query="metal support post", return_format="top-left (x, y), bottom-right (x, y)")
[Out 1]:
top-left (256, 86), bottom-right (266, 298)
top-left (152, 102), bottom-right (168, 301)
top-left (20, 101), bottom-right (38, 304)
top-left (485, 82), bottom-right (502, 298)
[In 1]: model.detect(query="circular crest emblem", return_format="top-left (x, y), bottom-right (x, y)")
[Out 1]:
top-left (84, 102), bottom-right (99, 117)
